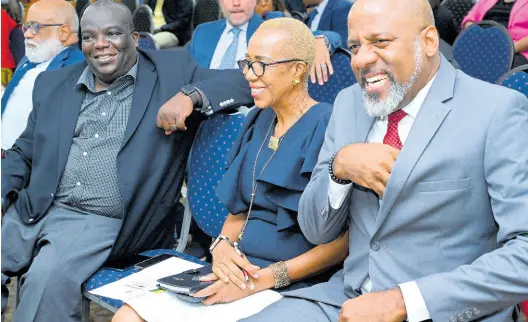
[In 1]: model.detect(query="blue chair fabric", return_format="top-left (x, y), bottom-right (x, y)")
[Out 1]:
top-left (441, 0), bottom-right (475, 33)
top-left (308, 48), bottom-right (357, 104)
top-left (133, 4), bottom-right (154, 33)
top-left (187, 112), bottom-right (246, 237)
top-left (498, 64), bottom-right (528, 97)
top-left (83, 249), bottom-right (207, 312)
top-left (138, 32), bottom-right (158, 50)
top-left (453, 21), bottom-right (514, 84)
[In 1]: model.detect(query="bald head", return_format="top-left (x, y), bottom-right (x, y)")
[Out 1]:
top-left (29, 0), bottom-right (79, 33)
top-left (82, 0), bottom-right (134, 33)
top-left (347, 0), bottom-right (440, 118)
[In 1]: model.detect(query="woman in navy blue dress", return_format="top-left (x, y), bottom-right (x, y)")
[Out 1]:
top-left (112, 17), bottom-right (348, 322)
top-left (193, 17), bottom-right (349, 306)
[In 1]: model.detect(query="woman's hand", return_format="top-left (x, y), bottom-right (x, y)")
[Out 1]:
top-left (194, 277), bottom-right (256, 305)
top-left (209, 240), bottom-right (260, 290)
top-left (310, 37), bottom-right (334, 86)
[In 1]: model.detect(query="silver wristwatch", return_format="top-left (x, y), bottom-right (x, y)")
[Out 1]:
top-left (209, 235), bottom-right (232, 253)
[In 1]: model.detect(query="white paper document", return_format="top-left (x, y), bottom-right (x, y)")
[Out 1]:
top-left (89, 257), bottom-right (282, 322)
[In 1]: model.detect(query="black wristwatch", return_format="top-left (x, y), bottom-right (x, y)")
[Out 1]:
top-left (329, 154), bottom-right (352, 185)
top-left (180, 85), bottom-right (202, 108)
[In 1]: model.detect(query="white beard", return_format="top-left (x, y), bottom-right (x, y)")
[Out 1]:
top-left (362, 38), bottom-right (424, 118)
top-left (25, 37), bottom-right (65, 64)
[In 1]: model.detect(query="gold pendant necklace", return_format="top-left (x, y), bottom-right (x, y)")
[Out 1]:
top-left (268, 136), bottom-right (280, 151)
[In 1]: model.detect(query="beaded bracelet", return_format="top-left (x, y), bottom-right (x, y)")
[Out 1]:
top-left (329, 154), bottom-right (352, 185)
top-left (269, 261), bottom-right (291, 289)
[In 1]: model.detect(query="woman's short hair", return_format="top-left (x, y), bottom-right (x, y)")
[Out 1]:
top-left (260, 17), bottom-right (316, 87)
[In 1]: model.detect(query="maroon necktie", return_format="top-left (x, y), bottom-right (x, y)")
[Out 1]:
top-left (383, 109), bottom-right (407, 150)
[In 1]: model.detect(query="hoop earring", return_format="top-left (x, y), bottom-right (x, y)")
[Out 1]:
top-left (292, 79), bottom-right (300, 87)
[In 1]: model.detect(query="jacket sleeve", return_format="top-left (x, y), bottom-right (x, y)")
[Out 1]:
top-left (415, 92), bottom-right (528, 321)
top-left (182, 49), bottom-right (253, 113)
top-left (332, 1), bottom-right (352, 45)
top-left (297, 89), bottom-right (352, 245)
top-left (313, 30), bottom-right (343, 54)
top-left (1, 74), bottom-right (42, 209)
top-left (160, 0), bottom-right (193, 34)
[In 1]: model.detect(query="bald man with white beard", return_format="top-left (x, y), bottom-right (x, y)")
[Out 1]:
top-left (241, 0), bottom-right (528, 321)
top-left (1, 0), bottom-right (83, 152)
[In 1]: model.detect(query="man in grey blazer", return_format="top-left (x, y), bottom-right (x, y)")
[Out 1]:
top-left (242, 0), bottom-right (528, 321)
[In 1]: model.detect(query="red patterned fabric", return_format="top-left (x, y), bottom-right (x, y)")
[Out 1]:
top-left (1, 9), bottom-right (17, 69)
top-left (383, 109), bottom-right (407, 150)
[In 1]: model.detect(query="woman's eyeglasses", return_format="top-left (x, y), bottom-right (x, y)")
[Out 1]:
top-left (22, 23), bottom-right (63, 35)
top-left (237, 59), bottom-right (306, 77)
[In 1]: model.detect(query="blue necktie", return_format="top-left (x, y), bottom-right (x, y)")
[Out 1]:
top-left (306, 8), bottom-right (318, 28)
top-left (219, 27), bottom-right (242, 70)
top-left (1, 61), bottom-right (37, 116)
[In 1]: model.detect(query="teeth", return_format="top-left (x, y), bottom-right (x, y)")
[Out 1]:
top-left (366, 75), bottom-right (388, 83)
top-left (251, 88), bottom-right (264, 94)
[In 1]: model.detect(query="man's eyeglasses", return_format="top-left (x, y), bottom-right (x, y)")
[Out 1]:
top-left (22, 23), bottom-right (63, 35)
top-left (237, 59), bottom-right (306, 77)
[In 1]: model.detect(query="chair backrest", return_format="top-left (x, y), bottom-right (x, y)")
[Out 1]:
top-left (133, 4), bottom-right (154, 33)
top-left (75, 0), bottom-right (90, 19)
top-left (187, 112), bottom-right (246, 237)
top-left (120, 0), bottom-right (139, 14)
top-left (192, 0), bottom-right (220, 29)
top-left (441, 0), bottom-right (475, 32)
top-left (497, 64), bottom-right (528, 97)
top-left (308, 48), bottom-right (357, 104)
top-left (453, 21), bottom-right (514, 84)
top-left (137, 32), bottom-right (157, 50)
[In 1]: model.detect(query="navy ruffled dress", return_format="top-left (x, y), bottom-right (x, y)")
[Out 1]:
top-left (216, 102), bottom-right (333, 288)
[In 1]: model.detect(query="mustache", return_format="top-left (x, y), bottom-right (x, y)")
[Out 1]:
top-left (24, 40), bottom-right (39, 47)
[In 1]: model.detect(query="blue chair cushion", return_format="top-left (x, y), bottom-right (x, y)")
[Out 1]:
top-left (138, 32), bottom-right (157, 50)
top-left (308, 49), bottom-right (357, 104)
top-left (83, 249), bottom-right (207, 311)
top-left (499, 69), bottom-right (528, 97)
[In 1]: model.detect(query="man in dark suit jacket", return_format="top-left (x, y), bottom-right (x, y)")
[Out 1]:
top-left (0, 1), bottom-right (252, 321)
top-left (304, 0), bottom-right (354, 46)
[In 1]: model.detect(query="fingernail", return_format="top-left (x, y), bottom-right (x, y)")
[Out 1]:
top-left (253, 273), bottom-right (259, 278)
top-left (224, 278), bottom-right (229, 283)
top-left (249, 283), bottom-right (255, 290)
top-left (241, 284), bottom-right (246, 289)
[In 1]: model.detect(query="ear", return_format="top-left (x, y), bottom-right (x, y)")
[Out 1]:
top-left (132, 31), bottom-right (139, 46)
top-left (421, 25), bottom-right (439, 58)
top-left (58, 24), bottom-right (72, 43)
top-left (293, 61), bottom-right (307, 81)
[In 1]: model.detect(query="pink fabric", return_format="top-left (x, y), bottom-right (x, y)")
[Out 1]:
top-left (521, 301), bottom-right (528, 317)
top-left (461, 0), bottom-right (528, 60)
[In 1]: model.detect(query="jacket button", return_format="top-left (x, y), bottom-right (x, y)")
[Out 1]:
top-left (457, 313), bottom-right (465, 321)
top-left (450, 316), bottom-right (456, 322)
top-left (472, 308), bottom-right (480, 316)
top-left (28, 218), bottom-right (34, 223)
top-left (50, 193), bottom-right (54, 198)
top-left (465, 311), bottom-right (472, 319)
top-left (371, 242), bottom-right (380, 251)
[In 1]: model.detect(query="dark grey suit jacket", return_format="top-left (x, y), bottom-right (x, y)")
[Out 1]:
top-left (1, 49), bottom-right (252, 259)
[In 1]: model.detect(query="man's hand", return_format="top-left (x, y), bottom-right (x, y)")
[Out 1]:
top-left (333, 143), bottom-right (399, 198)
top-left (157, 92), bottom-right (194, 134)
top-left (8, 0), bottom-right (22, 23)
top-left (339, 289), bottom-right (407, 322)
top-left (310, 37), bottom-right (334, 85)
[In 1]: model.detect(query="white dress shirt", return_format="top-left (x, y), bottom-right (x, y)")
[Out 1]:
top-left (2, 60), bottom-right (52, 150)
top-left (310, 0), bottom-right (329, 31)
top-left (328, 73), bottom-right (438, 322)
top-left (209, 21), bottom-right (249, 70)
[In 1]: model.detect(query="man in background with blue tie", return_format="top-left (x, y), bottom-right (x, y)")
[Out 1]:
top-left (1, 0), bottom-right (83, 154)
top-left (304, 0), bottom-right (354, 47)
top-left (187, 0), bottom-right (263, 70)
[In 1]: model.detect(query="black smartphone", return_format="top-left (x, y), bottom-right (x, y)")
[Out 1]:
top-left (104, 254), bottom-right (150, 271)
top-left (134, 254), bottom-right (177, 270)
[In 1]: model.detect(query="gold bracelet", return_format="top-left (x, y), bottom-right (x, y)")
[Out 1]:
top-left (269, 261), bottom-right (291, 289)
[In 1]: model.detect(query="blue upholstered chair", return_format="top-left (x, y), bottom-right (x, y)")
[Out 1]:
top-left (440, 0), bottom-right (475, 33)
top-left (137, 32), bottom-right (158, 50)
top-left (497, 64), bottom-right (528, 97)
top-left (453, 21), bottom-right (514, 84)
top-left (308, 48), bottom-right (357, 104)
top-left (133, 4), bottom-right (154, 33)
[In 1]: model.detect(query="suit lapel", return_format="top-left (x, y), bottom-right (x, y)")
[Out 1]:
top-left (120, 52), bottom-right (157, 151)
top-left (318, 0), bottom-right (335, 30)
top-left (57, 66), bottom-right (87, 175)
top-left (47, 46), bottom-right (74, 70)
top-left (354, 88), bottom-right (375, 143)
top-left (246, 14), bottom-right (263, 43)
top-left (373, 56), bottom-right (456, 234)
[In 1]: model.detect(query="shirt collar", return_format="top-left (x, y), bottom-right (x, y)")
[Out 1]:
top-left (75, 53), bottom-right (139, 92)
top-left (315, 0), bottom-right (329, 15)
top-left (400, 71), bottom-right (438, 119)
top-left (225, 20), bottom-right (249, 34)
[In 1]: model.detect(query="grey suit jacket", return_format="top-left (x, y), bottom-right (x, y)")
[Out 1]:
top-left (290, 56), bottom-right (528, 321)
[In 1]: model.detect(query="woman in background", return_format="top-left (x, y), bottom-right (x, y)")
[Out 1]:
top-left (462, 0), bottom-right (528, 67)
top-left (112, 17), bottom-right (348, 322)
